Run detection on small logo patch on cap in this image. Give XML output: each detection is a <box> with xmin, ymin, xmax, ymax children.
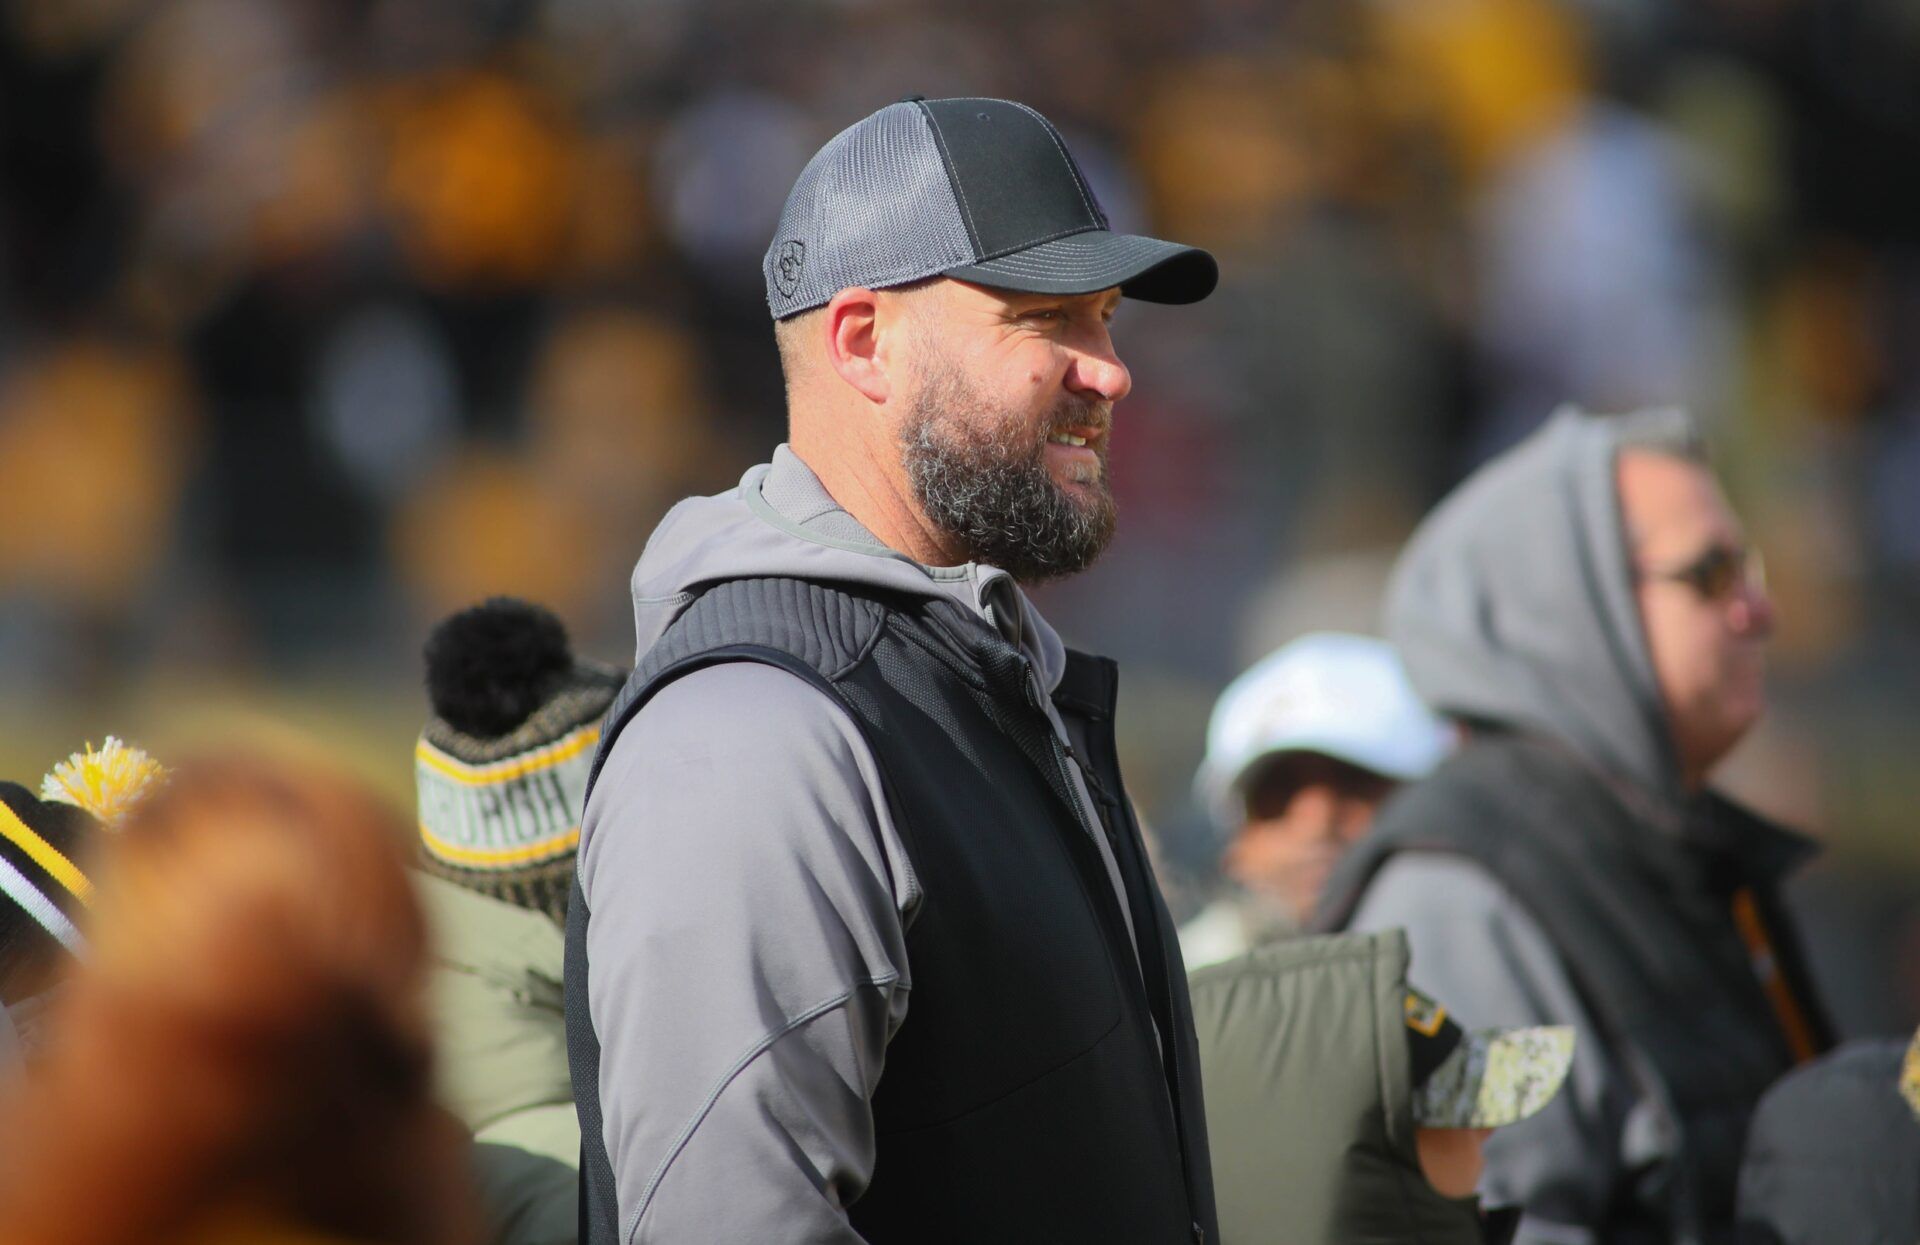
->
<box><xmin>775</xmin><ymin>240</ymin><xmax>806</xmax><ymax>298</ymax></box>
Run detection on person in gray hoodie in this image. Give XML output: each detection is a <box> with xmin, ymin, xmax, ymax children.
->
<box><xmin>565</xmin><ymin>98</ymin><xmax>1220</xmax><ymax>1245</ymax></box>
<box><xmin>1316</xmin><ymin>407</ymin><xmax>1831</xmax><ymax>1245</ymax></box>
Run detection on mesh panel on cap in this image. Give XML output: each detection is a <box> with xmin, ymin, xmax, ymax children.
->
<box><xmin>764</xmin><ymin>102</ymin><xmax>976</xmax><ymax>319</ymax></box>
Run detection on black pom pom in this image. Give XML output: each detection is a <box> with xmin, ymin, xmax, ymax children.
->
<box><xmin>424</xmin><ymin>598</ymin><xmax>574</xmax><ymax>737</ymax></box>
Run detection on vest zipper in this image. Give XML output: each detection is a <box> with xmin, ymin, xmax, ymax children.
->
<box><xmin>1017</xmin><ymin>660</ymin><xmax>1109</xmax><ymax>854</ymax></box>
<box><xmin>1059</xmin><ymin>739</ymin><xmax>1121</xmax><ymax>851</ymax></box>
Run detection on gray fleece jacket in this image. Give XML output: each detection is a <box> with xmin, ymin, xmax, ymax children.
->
<box><xmin>577</xmin><ymin>446</ymin><xmax>1140</xmax><ymax>1245</ymax></box>
<box><xmin>1349</xmin><ymin>406</ymin><xmax>1703</xmax><ymax>1245</ymax></box>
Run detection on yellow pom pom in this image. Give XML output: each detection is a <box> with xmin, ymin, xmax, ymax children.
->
<box><xmin>39</xmin><ymin>736</ymin><xmax>167</xmax><ymax>826</ymax></box>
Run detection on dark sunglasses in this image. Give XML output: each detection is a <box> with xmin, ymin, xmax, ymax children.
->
<box><xmin>1637</xmin><ymin>542</ymin><xmax>1766</xmax><ymax>602</ymax></box>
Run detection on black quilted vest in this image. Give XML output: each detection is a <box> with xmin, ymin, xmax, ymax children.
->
<box><xmin>1318</xmin><ymin>732</ymin><xmax>1831</xmax><ymax>1245</ymax></box>
<box><xmin>565</xmin><ymin>577</ymin><xmax>1217</xmax><ymax>1244</ymax></box>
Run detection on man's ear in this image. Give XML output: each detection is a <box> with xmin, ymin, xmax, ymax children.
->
<box><xmin>824</xmin><ymin>287</ymin><xmax>894</xmax><ymax>404</ymax></box>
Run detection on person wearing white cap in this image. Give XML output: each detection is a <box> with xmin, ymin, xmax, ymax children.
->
<box><xmin>1181</xmin><ymin>632</ymin><xmax>1451</xmax><ymax>969</ymax></box>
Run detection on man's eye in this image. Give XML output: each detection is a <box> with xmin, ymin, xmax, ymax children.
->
<box><xmin>1023</xmin><ymin>308</ymin><xmax>1064</xmax><ymax>322</ymax></box>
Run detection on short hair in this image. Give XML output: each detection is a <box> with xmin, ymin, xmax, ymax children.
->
<box><xmin>773</xmin><ymin>306</ymin><xmax>821</xmax><ymax>395</ymax></box>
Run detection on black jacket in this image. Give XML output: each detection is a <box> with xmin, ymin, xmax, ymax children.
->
<box><xmin>1736</xmin><ymin>1039</ymin><xmax>1920</xmax><ymax>1245</ymax></box>
<box><xmin>567</xmin><ymin>575</ymin><xmax>1217</xmax><ymax>1244</ymax></box>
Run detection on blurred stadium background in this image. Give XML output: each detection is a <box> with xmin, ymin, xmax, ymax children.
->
<box><xmin>2</xmin><ymin>0</ymin><xmax>1919</xmax><ymax>1036</ymax></box>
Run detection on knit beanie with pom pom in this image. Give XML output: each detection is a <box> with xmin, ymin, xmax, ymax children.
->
<box><xmin>415</xmin><ymin>598</ymin><xmax>624</xmax><ymax>923</ymax></box>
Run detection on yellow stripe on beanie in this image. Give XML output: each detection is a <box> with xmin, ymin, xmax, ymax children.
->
<box><xmin>0</xmin><ymin>798</ymin><xmax>93</xmax><ymax>905</ymax></box>
<box><xmin>415</xmin><ymin>724</ymin><xmax>600</xmax><ymax>787</ymax></box>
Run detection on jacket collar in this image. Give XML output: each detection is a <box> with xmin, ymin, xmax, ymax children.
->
<box><xmin>1481</xmin><ymin>727</ymin><xmax>1819</xmax><ymax>883</ymax></box>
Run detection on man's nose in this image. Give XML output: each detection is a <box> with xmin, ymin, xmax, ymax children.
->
<box><xmin>1067</xmin><ymin>329</ymin><xmax>1132</xmax><ymax>403</ymax></box>
<box><xmin>1730</xmin><ymin>583</ymin><xmax>1775</xmax><ymax>639</ymax></box>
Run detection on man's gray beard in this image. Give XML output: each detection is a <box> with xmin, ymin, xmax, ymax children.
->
<box><xmin>899</xmin><ymin>358</ymin><xmax>1116</xmax><ymax>584</ymax></box>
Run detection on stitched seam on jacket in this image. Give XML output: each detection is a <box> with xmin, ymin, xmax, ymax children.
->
<box><xmin>822</xmin><ymin>598</ymin><xmax>889</xmax><ymax>682</ymax></box>
<box><xmin>825</xmin><ymin>618</ymin><xmax>922</xmax><ymax>917</ymax></box>
<box><xmin>623</xmin><ymin>974</ymin><xmax>903</xmax><ymax>1244</ymax></box>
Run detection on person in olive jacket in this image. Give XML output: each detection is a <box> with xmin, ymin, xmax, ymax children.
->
<box><xmin>1189</xmin><ymin>928</ymin><xmax>1574</xmax><ymax>1244</ymax></box>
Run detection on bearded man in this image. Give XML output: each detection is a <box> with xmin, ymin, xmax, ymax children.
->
<box><xmin>564</xmin><ymin>98</ymin><xmax>1219</xmax><ymax>1245</ymax></box>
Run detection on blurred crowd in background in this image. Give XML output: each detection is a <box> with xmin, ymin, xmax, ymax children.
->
<box><xmin>4</xmin><ymin>0</ymin><xmax>1920</xmax><ymax>1036</ymax></box>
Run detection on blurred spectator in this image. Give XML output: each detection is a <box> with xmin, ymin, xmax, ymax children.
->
<box><xmin>0</xmin><ymin>782</ymin><xmax>92</xmax><ymax>1021</ymax></box>
<box><xmin>650</xmin><ymin>88</ymin><xmax>812</xmax><ymax>289</ymax></box>
<box><xmin>0</xmin><ymin>338</ymin><xmax>195</xmax><ymax>614</ymax></box>
<box><xmin>523</xmin><ymin>305</ymin><xmax>724</xmax><ymax>619</ymax></box>
<box><xmin>310</xmin><ymin>302</ymin><xmax>462</xmax><ymax>503</ymax></box>
<box><xmin>416</xmin><ymin>597</ymin><xmax>625</xmax><ymax>1245</ymax></box>
<box><xmin>0</xmin><ymin>337</ymin><xmax>195</xmax><ymax>686</ymax></box>
<box><xmin>392</xmin><ymin>448</ymin><xmax>603</xmax><ymax>625</ymax></box>
<box><xmin>0</xmin><ymin>754</ymin><xmax>480</xmax><ymax>1245</ymax></box>
<box><xmin>1181</xmin><ymin>632</ymin><xmax>1451</xmax><ymax>968</ymax></box>
<box><xmin>1321</xmin><ymin>408</ymin><xmax>1832</xmax><ymax>1243</ymax></box>
<box><xmin>1367</xmin><ymin>0</ymin><xmax>1587</xmax><ymax>181</ymax></box>
<box><xmin>0</xmin><ymin>737</ymin><xmax>166</xmax><ymax>1055</ymax></box>
<box><xmin>1473</xmin><ymin>102</ymin><xmax>1730</xmax><ymax>454</ymax></box>
<box><xmin>1134</xmin><ymin>54</ymin><xmax>1307</xmax><ymax>255</ymax></box>
<box><xmin>382</xmin><ymin>67</ymin><xmax>579</xmax><ymax>294</ymax></box>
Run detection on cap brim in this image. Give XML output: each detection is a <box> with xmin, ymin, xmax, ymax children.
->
<box><xmin>1413</xmin><ymin>1025</ymin><xmax>1575</xmax><ymax>1129</ymax></box>
<box><xmin>945</xmin><ymin>230</ymin><xmax>1218</xmax><ymax>304</ymax></box>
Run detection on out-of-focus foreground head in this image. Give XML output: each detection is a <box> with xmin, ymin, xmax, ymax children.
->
<box><xmin>0</xmin><ymin>737</ymin><xmax>167</xmax><ymax>1017</ymax></box>
<box><xmin>0</xmin><ymin>756</ymin><xmax>479</xmax><ymax>1245</ymax></box>
<box><xmin>1617</xmin><ymin>448</ymin><xmax>1773</xmax><ymax>790</ymax></box>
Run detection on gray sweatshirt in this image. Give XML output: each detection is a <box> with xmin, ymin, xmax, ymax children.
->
<box><xmin>1351</xmin><ymin>407</ymin><xmax>1700</xmax><ymax>1245</ymax></box>
<box><xmin>578</xmin><ymin>446</ymin><xmax>1140</xmax><ymax>1245</ymax></box>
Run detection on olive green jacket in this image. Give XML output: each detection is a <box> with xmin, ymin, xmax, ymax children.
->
<box><xmin>420</xmin><ymin>873</ymin><xmax>577</xmax><ymax>1245</ymax></box>
<box><xmin>1188</xmin><ymin>929</ymin><xmax>1488</xmax><ymax>1245</ymax></box>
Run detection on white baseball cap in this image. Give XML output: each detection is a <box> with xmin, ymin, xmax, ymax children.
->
<box><xmin>1195</xmin><ymin>632</ymin><xmax>1452</xmax><ymax>830</ymax></box>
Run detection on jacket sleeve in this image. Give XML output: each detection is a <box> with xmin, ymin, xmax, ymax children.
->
<box><xmin>1350</xmin><ymin>852</ymin><xmax>1625</xmax><ymax>1245</ymax></box>
<box><xmin>578</xmin><ymin>661</ymin><xmax>917</xmax><ymax>1245</ymax></box>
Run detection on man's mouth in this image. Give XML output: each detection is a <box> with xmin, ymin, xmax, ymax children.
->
<box><xmin>1047</xmin><ymin>432</ymin><xmax>1090</xmax><ymax>447</ymax></box>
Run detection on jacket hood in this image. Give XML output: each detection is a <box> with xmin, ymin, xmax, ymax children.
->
<box><xmin>1385</xmin><ymin>406</ymin><xmax>1694</xmax><ymax>803</ymax></box>
<box><xmin>627</xmin><ymin>445</ymin><xmax>1068</xmax><ymax>686</ymax></box>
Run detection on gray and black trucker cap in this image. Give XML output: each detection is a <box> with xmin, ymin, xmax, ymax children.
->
<box><xmin>763</xmin><ymin>96</ymin><xmax>1218</xmax><ymax>319</ymax></box>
